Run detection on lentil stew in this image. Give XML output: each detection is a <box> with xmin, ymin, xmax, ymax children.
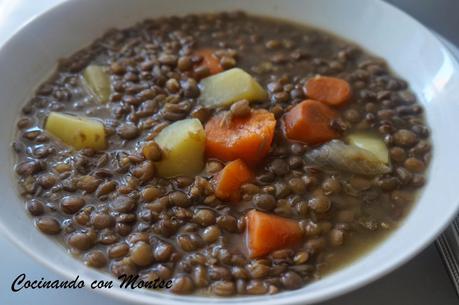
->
<box><xmin>12</xmin><ymin>12</ymin><xmax>431</xmax><ymax>296</ymax></box>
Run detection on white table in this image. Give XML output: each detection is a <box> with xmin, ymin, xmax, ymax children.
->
<box><xmin>0</xmin><ymin>1</ymin><xmax>457</xmax><ymax>304</ymax></box>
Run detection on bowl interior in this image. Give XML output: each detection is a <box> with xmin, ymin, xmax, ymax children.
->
<box><xmin>1</xmin><ymin>0</ymin><xmax>459</xmax><ymax>304</ymax></box>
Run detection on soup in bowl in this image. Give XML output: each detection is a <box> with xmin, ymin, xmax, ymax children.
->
<box><xmin>1</xmin><ymin>0</ymin><xmax>459</xmax><ymax>304</ymax></box>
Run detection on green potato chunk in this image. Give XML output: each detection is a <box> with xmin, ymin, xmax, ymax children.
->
<box><xmin>82</xmin><ymin>65</ymin><xmax>111</xmax><ymax>103</ymax></box>
<box><xmin>154</xmin><ymin>118</ymin><xmax>206</xmax><ymax>178</ymax></box>
<box><xmin>198</xmin><ymin>68</ymin><xmax>267</xmax><ymax>108</ymax></box>
<box><xmin>45</xmin><ymin>112</ymin><xmax>106</xmax><ymax>150</ymax></box>
<box><xmin>347</xmin><ymin>132</ymin><xmax>389</xmax><ymax>164</ymax></box>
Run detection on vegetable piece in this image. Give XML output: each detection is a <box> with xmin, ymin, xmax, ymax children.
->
<box><xmin>347</xmin><ymin>132</ymin><xmax>389</xmax><ymax>164</ymax></box>
<box><xmin>45</xmin><ymin>112</ymin><xmax>106</xmax><ymax>150</ymax></box>
<box><xmin>154</xmin><ymin>118</ymin><xmax>206</xmax><ymax>178</ymax></box>
<box><xmin>205</xmin><ymin>109</ymin><xmax>276</xmax><ymax>165</ymax></box>
<box><xmin>82</xmin><ymin>65</ymin><xmax>111</xmax><ymax>103</ymax></box>
<box><xmin>246</xmin><ymin>210</ymin><xmax>303</xmax><ymax>258</ymax></box>
<box><xmin>199</xmin><ymin>68</ymin><xmax>267</xmax><ymax>108</ymax></box>
<box><xmin>304</xmin><ymin>76</ymin><xmax>351</xmax><ymax>106</ymax></box>
<box><xmin>213</xmin><ymin>159</ymin><xmax>253</xmax><ymax>202</ymax></box>
<box><xmin>305</xmin><ymin>139</ymin><xmax>391</xmax><ymax>176</ymax></box>
<box><xmin>194</xmin><ymin>49</ymin><xmax>223</xmax><ymax>75</ymax></box>
<box><xmin>283</xmin><ymin>99</ymin><xmax>338</xmax><ymax>145</ymax></box>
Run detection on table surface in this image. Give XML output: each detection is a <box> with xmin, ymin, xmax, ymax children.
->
<box><xmin>0</xmin><ymin>1</ymin><xmax>458</xmax><ymax>304</ymax></box>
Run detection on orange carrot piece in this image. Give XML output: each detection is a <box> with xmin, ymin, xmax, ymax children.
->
<box><xmin>213</xmin><ymin>159</ymin><xmax>253</xmax><ymax>202</ymax></box>
<box><xmin>283</xmin><ymin>99</ymin><xmax>338</xmax><ymax>145</ymax></box>
<box><xmin>194</xmin><ymin>49</ymin><xmax>223</xmax><ymax>75</ymax></box>
<box><xmin>304</xmin><ymin>76</ymin><xmax>351</xmax><ymax>106</ymax></box>
<box><xmin>205</xmin><ymin>109</ymin><xmax>276</xmax><ymax>166</ymax></box>
<box><xmin>246</xmin><ymin>210</ymin><xmax>303</xmax><ymax>258</ymax></box>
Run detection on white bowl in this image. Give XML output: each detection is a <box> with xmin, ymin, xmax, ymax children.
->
<box><xmin>1</xmin><ymin>0</ymin><xmax>459</xmax><ymax>304</ymax></box>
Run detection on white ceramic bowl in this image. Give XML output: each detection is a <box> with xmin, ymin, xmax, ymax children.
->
<box><xmin>1</xmin><ymin>0</ymin><xmax>459</xmax><ymax>304</ymax></box>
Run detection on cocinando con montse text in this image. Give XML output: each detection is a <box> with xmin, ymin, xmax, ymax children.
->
<box><xmin>11</xmin><ymin>273</ymin><xmax>172</xmax><ymax>292</ymax></box>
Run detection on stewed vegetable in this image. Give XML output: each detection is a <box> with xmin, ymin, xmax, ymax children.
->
<box><xmin>82</xmin><ymin>65</ymin><xmax>111</xmax><ymax>103</ymax></box>
<box><xmin>45</xmin><ymin>112</ymin><xmax>106</xmax><ymax>150</ymax></box>
<box><xmin>154</xmin><ymin>118</ymin><xmax>206</xmax><ymax>178</ymax></box>
<box><xmin>199</xmin><ymin>68</ymin><xmax>267</xmax><ymax>108</ymax></box>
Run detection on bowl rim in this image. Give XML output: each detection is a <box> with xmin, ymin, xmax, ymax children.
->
<box><xmin>1</xmin><ymin>0</ymin><xmax>459</xmax><ymax>304</ymax></box>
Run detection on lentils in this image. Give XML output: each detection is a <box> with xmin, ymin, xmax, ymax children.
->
<box><xmin>168</xmin><ymin>191</ymin><xmax>190</xmax><ymax>207</ymax></box>
<box><xmin>154</xmin><ymin>243</ymin><xmax>174</xmax><ymax>262</ymax></box>
<box><xmin>217</xmin><ymin>215</ymin><xmax>238</xmax><ymax>233</ymax></box>
<box><xmin>206</xmin><ymin>160</ymin><xmax>223</xmax><ymax>174</ymax></box>
<box><xmin>36</xmin><ymin>216</ymin><xmax>61</xmax><ymax>235</ymax></box>
<box><xmin>111</xmin><ymin>62</ymin><xmax>126</xmax><ymax>75</ymax></box>
<box><xmin>201</xmin><ymin>225</ymin><xmax>221</xmax><ymax>243</ymax></box>
<box><xmin>194</xmin><ymin>65</ymin><xmax>210</xmax><ymax>79</ymax></box>
<box><xmin>390</xmin><ymin>146</ymin><xmax>407</xmax><ymax>162</ymax></box>
<box><xmin>68</xmin><ymin>231</ymin><xmax>95</xmax><ymax>250</ymax></box>
<box><xmin>110</xmin><ymin>196</ymin><xmax>136</xmax><ymax>213</ymax></box>
<box><xmin>308</xmin><ymin>194</ymin><xmax>331</xmax><ymax>213</ymax></box>
<box><xmin>404</xmin><ymin>157</ymin><xmax>425</xmax><ymax>173</ymax></box>
<box><xmin>269</xmin><ymin>159</ymin><xmax>289</xmax><ymax>176</ymax></box>
<box><xmin>393</xmin><ymin>129</ymin><xmax>417</xmax><ymax>147</ymax></box>
<box><xmin>177</xmin><ymin>234</ymin><xmax>196</xmax><ymax>252</ymax></box>
<box><xmin>61</xmin><ymin>196</ymin><xmax>85</xmax><ymax>214</ymax></box>
<box><xmin>16</xmin><ymin>159</ymin><xmax>44</xmax><ymax>176</ymax></box>
<box><xmin>165</xmin><ymin>78</ymin><xmax>180</xmax><ymax>93</ymax></box>
<box><xmin>253</xmin><ymin>193</ymin><xmax>276</xmax><ymax>211</ymax></box>
<box><xmin>220</xmin><ymin>56</ymin><xmax>236</xmax><ymax>69</ymax></box>
<box><xmin>171</xmin><ymin>275</ymin><xmax>194</xmax><ymax>294</ymax></box>
<box><xmin>247</xmin><ymin>261</ymin><xmax>270</xmax><ymax>278</ymax></box>
<box><xmin>130</xmin><ymin>241</ymin><xmax>154</xmax><ymax>266</ymax></box>
<box><xmin>85</xmin><ymin>250</ymin><xmax>108</xmax><ymax>268</ymax></box>
<box><xmin>158</xmin><ymin>53</ymin><xmax>178</xmax><ymax>66</ymax></box>
<box><xmin>132</xmin><ymin>161</ymin><xmax>155</xmax><ymax>182</ymax></box>
<box><xmin>230</xmin><ymin>99</ymin><xmax>251</xmax><ymax>117</ymax></box>
<box><xmin>13</xmin><ymin>12</ymin><xmax>431</xmax><ymax>297</ymax></box>
<box><xmin>212</xmin><ymin>281</ymin><xmax>236</xmax><ymax>296</ymax></box>
<box><xmin>108</xmin><ymin>243</ymin><xmax>129</xmax><ymax>259</ymax></box>
<box><xmin>193</xmin><ymin>209</ymin><xmax>216</xmax><ymax>226</ymax></box>
<box><xmin>26</xmin><ymin>199</ymin><xmax>45</xmax><ymax>216</ymax></box>
<box><xmin>281</xmin><ymin>271</ymin><xmax>303</xmax><ymax>290</ymax></box>
<box><xmin>116</xmin><ymin>123</ymin><xmax>139</xmax><ymax>140</ymax></box>
<box><xmin>77</xmin><ymin>175</ymin><xmax>101</xmax><ymax>193</ymax></box>
<box><xmin>288</xmin><ymin>177</ymin><xmax>306</xmax><ymax>194</ymax></box>
<box><xmin>141</xmin><ymin>186</ymin><xmax>161</xmax><ymax>202</ymax></box>
<box><xmin>177</xmin><ymin>56</ymin><xmax>192</xmax><ymax>71</ymax></box>
<box><xmin>294</xmin><ymin>251</ymin><xmax>309</xmax><ymax>264</ymax></box>
<box><xmin>246</xmin><ymin>280</ymin><xmax>268</xmax><ymax>295</ymax></box>
<box><xmin>142</xmin><ymin>141</ymin><xmax>162</xmax><ymax>161</ymax></box>
<box><xmin>96</xmin><ymin>181</ymin><xmax>117</xmax><ymax>197</ymax></box>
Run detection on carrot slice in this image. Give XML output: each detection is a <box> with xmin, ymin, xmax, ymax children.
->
<box><xmin>246</xmin><ymin>210</ymin><xmax>303</xmax><ymax>258</ymax></box>
<box><xmin>205</xmin><ymin>109</ymin><xmax>276</xmax><ymax>166</ymax></box>
<box><xmin>304</xmin><ymin>76</ymin><xmax>351</xmax><ymax>106</ymax></box>
<box><xmin>194</xmin><ymin>49</ymin><xmax>223</xmax><ymax>75</ymax></box>
<box><xmin>283</xmin><ymin>99</ymin><xmax>338</xmax><ymax>145</ymax></box>
<box><xmin>213</xmin><ymin>159</ymin><xmax>253</xmax><ymax>202</ymax></box>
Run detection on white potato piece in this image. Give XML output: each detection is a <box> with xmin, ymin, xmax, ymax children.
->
<box><xmin>82</xmin><ymin>65</ymin><xmax>111</xmax><ymax>103</ymax></box>
<box><xmin>347</xmin><ymin>132</ymin><xmax>389</xmax><ymax>164</ymax></box>
<box><xmin>154</xmin><ymin>118</ymin><xmax>206</xmax><ymax>178</ymax></box>
<box><xmin>198</xmin><ymin>68</ymin><xmax>267</xmax><ymax>108</ymax></box>
<box><xmin>45</xmin><ymin>112</ymin><xmax>106</xmax><ymax>150</ymax></box>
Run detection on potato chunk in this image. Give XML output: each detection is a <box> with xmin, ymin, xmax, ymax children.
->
<box><xmin>82</xmin><ymin>65</ymin><xmax>111</xmax><ymax>103</ymax></box>
<box><xmin>347</xmin><ymin>132</ymin><xmax>389</xmax><ymax>164</ymax></box>
<box><xmin>45</xmin><ymin>112</ymin><xmax>106</xmax><ymax>150</ymax></box>
<box><xmin>198</xmin><ymin>68</ymin><xmax>267</xmax><ymax>108</ymax></box>
<box><xmin>154</xmin><ymin>118</ymin><xmax>206</xmax><ymax>178</ymax></box>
